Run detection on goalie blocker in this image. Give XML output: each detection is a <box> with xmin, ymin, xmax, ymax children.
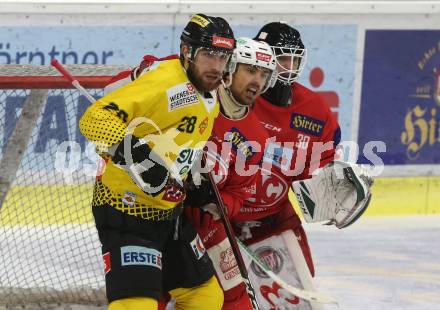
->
<box><xmin>292</xmin><ymin>160</ymin><xmax>373</xmax><ymax>229</ymax></box>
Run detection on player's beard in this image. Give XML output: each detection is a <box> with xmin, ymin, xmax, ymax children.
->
<box><xmin>187</xmin><ymin>63</ymin><xmax>222</xmax><ymax>92</ymax></box>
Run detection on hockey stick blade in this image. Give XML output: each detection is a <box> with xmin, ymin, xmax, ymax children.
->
<box><xmin>236</xmin><ymin>238</ymin><xmax>338</xmax><ymax>305</ymax></box>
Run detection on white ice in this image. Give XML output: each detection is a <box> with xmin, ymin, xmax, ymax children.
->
<box><xmin>1</xmin><ymin>216</ymin><xmax>439</xmax><ymax>309</ymax></box>
<box><xmin>307</xmin><ymin>215</ymin><xmax>440</xmax><ymax>310</ymax></box>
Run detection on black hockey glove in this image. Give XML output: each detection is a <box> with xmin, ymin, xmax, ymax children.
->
<box><xmin>184</xmin><ymin>173</ymin><xmax>214</xmax><ymax>208</ymax></box>
<box><xmin>111</xmin><ymin>134</ymin><xmax>170</xmax><ymax>195</ymax></box>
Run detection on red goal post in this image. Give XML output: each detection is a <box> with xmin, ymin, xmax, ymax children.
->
<box><xmin>0</xmin><ymin>64</ymin><xmax>129</xmax><ymax>307</ymax></box>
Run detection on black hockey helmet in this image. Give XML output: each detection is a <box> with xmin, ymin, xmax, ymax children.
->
<box><xmin>254</xmin><ymin>22</ymin><xmax>305</xmax><ymax>52</ymax></box>
<box><xmin>181</xmin><ymin>14</ymin><xmax>236</xmax><ymax>58</ymax></box>
<box><xmin>254</xmin><ymin>22</ymin><xmax>307</xmax><ymax>85</ymax></box>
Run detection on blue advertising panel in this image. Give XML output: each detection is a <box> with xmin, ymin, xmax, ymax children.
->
<box><xmin>0</xmin><ymin>24</ymin><xmax>357</xmax><ymax>176</ymax></box>
<box><xmin>359</xmin><ymin>30</ymin><xmax>440</xmax><ymax>165</ymax></box>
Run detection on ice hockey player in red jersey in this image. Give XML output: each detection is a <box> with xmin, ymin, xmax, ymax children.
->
<box><xmin>222</xmin><ymin>22</ymin><xmax>373</xmax><ymax>310</ymax></box>
<box><xmin>183</xmin><ymin>37</ymin><xmax>277</xmax><ymax>310</ymax></box>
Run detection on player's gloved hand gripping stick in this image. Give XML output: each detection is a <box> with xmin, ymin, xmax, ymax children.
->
<box><xmin>51</xmin><ymin>59</ymin><xmax>175</xmax><ymax>196</ymax></box>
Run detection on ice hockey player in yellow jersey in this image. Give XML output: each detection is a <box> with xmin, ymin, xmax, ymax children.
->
<box><xmin>79</xmin><ymin>14</ymin><xmax>235</xmax><ymax>310</ymax></box>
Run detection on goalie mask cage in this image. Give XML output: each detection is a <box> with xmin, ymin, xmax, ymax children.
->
<box><xmin>0</xmin><ymin>64</ymin><xmax>130</xmax><ymax>308</ymax></box>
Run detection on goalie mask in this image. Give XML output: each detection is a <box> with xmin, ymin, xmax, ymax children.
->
<box><xmin>254</xmin><ymin>22</ymin><xmax>307</xmax><ymax>85</ymax></box>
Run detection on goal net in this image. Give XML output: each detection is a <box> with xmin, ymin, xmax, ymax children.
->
<box><xmin>0</xmin><ymin>64</ymin><xmax>130</xmax><ymax>307</ymax></box>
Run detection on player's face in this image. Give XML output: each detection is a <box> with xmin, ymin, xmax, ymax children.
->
<box><xmin>276</xmin><ymin>55</ymin><xmax>300</xmax><ymax>79</ymax></box>
<box><xmin>192</xmin><ymin>48</ymin><xmax>230</xmax><ymax>92</ymax></box>
<box><xmin>230</xmin><ymin>64</ymin><xmax>271</xmax><ymax>106</ymax></box>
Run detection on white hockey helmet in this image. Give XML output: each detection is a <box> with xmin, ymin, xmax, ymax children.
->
<box><xmin>227</xmin><ymin>37</ymin><xmax>277</xmax><ymax>93</ymax></box>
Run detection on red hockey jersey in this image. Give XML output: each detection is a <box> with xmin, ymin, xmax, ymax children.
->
<box><xmin>237</xmin><ymin>82</ymin><xmax>341</xmax><ymax>221</ymax></box>
<box><xmin>208</xmin><ymin>109</ymin><xmax>269</xmax><ymax>219</ymax></box>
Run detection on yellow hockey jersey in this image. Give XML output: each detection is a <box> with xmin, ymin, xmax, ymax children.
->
<box><xmin>79</xmin><ymin>59</ymin><xmax>219</xmax><ymax>220</ymax></box>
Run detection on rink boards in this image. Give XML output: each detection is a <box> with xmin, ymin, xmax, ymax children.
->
<box><xmin>1</xmin><ymin>176</ymin><xmax>439</xmax><ymax>226</ymax></box>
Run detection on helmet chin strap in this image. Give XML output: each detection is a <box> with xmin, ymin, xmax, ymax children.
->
<box><xmin>218</xmin><ymin>84</ymin><xmax>248</xmax><ymax>119</ymax></box>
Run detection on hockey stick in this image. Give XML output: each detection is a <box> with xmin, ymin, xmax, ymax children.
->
<box><xmin>51</xmin><ymin>59</ymin><xmax>97</xmax><ymax>103</ymax></box>
<box><xmin>206</xmin><ymin>169</ymin><xmax>261</xmax><ymax>310</ymax></box>
<box><xmin>51</xmin><ymin>60</ymin><xmax>169</xmax><ymax>193</ymax></box>
<box><xmin>236</xmin><ymin>238</ymin><xmax>338</xmax><ymax>305</ymax></box>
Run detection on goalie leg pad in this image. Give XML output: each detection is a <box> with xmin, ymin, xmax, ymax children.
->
<box><xmin>244</xmin><ymin>228</ymin><xmax>320</xmax><ymax>309</ymax></box>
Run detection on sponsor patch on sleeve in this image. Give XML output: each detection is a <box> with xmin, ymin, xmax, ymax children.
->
<box><xmin>290</xmin><ymin>113</ymin><xmax>325</xmax><ymax>136</ymax></box>
<box><xmin>190</xmin><ymin>234</ymin><xmax>206</xmax><ymax>260</ymax></box>
<box><xmin>120</xmin><ymin>246</ymin><xmax>162</xmax><ymax>269</ymax></box>
<box><xmin>103</xmin><ymin>252</ymin><xmax>111</xmax><ymax>274</ymax></box>
<box><xmin>167</xmin><ymin>82</ymin><xmax>199</xmax><ymax>112</ymax></box>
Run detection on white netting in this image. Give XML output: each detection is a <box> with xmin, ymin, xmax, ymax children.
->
<box><xmin>0</xmin><ymin>65</ymin><xmax>129</xmax><ymax>307</ymax></box>
<box><xmin>0</xmin><ymin>65</ymin><xmax>128</xmax><ymax>77</ymax></box>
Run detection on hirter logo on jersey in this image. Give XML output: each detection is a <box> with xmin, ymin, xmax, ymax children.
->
<box><xmin>224</xmin><ymin>128</ymin><xmax>254</xmax><ymax>159</ymax></box>
<box><xmin>290</xmin><ymin>113</ymin><xmax>325</xmax><ymax>136</ymax></box>
<box><xmin>212</xmin><ymin>36</ymin><xmax>235</xmax><ymax>49</ymax></box>
<box><xmin>256</xmin><ymin>52</ymin><xmax>272</xmax><ymax>62</ymax></box>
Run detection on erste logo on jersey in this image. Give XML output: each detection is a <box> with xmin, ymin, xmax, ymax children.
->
<box><xmin>290</xmin><ymin>113</ymin><xmax>325</xmax><ymax>136</ymax></box>
<box><xmin>120</xmin><ymin>246</ymin><xmax>162</xmax><ymax>269</ymax></box>
<box><xmin>167</xmin><ymin>82</ymin><xmax>198</xmax><ymax>112</ymax></box>
<box><xmin>224</xmin><ymin>127</ymin><xmax>254</xmax><ymax>159</ymax></box>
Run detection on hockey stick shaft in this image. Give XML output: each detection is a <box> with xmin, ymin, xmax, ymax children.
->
<box><xmin>236</xmin><ymin>238</ymin><xmax>338</xmax><ymax>305</ymax></box>
<box><xmin>206</xmin><ymin>170</ymin><xmax>261</xmax><ymax>310</ymax></box>
<box><xmin>51</xmin><ymin>59</ymin><xmax>97</xmax><ymax>103</ymax></box>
